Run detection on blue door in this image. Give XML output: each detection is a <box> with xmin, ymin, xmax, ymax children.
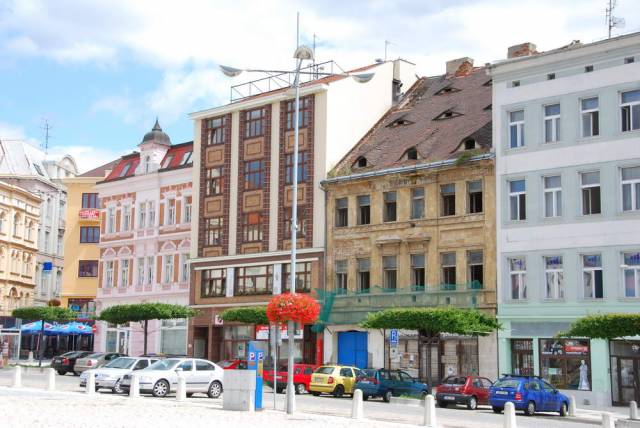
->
<box><xmin>337</xmin><ymin>331</ymin><xmax>368</xmax><ymax>368</ymax></box>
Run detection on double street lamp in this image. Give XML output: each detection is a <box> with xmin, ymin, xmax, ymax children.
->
<box><xmin>221</xmin><ymin>44</ymin><xmax>374</xmax><ymax>415</ymax></box>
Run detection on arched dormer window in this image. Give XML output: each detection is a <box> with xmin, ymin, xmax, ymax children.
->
<box><xmin>406</xmin><ymin>147</ymin><xmax>418</xmax><ymax>160</ymax></box>
<box><xmin>355</xmin><ymin>156</ymin><xmax>368</xmax><ymax>168</ymax></box>
<box><xmin>464</xmin><ymin>139</ymin><xmax>476</xmax><ymax>150</ymax></box>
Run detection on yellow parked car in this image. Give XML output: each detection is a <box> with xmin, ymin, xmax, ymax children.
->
<box><xmin>309</xmin><ymin>365</ymin><xmax>363</xmax><ymax>398</ymax></box>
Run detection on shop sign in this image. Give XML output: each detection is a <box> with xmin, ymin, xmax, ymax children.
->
<box><xmin>255</xmin><ymin>324</ymin><xmax>302</xmax><ymax>340</ymax></box>
<box><xmin>79</xmin><ymin>209</ymin><xmax>100</xmax><ymax>220</ymax></box>
<box><xmin>213</xmin><ymin>315</ymin><xmax>224</xmax><ymax>326</ymax></box>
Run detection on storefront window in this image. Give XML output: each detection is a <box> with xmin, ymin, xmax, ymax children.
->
<box><xmin>160</xmin><ymin>319</ymin><xmax>187</xmax><ymax>355</ymax></box>
<box><xmin>511</xmin><ymin>339</ymin><xmax>534</xmax><ymax>375</ymax></box>
<box><xmin>539</xmin><ymin>338</ymin><xmax>590</xmax><ymax>390</ymax></box>
<box><xmin>610</xmin><ymin>340</ymin><xmax>640</xmax><ymax>405</ymax></box>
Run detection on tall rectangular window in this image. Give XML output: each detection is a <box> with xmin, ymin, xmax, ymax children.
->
<box><xmin>244</xmin><ymin>160</ymin><xmax>264</xmax><ymax>190</ymax></box>
<box><xmin>357</xmin><ymin>195</ymin><xmax>370</xmax><ymax>225</ymax></box>
<box><xmin>242</xmin><ymin>212</ymin><xmax>262</xmax><ymax>242</ymax></box>
<box><xmin>138</xmin><ymin>202</ymin><xmax>146</xmax><ymax>229</ymax></box>
<box><xmin>146</xmin><ymin>256</ymin><xmax>154</xmax><ymax>285</ymax></box>
<box><xmin>201</xmin><ymin>268</ymin><xmax>226</xmax><ymax>297</ymax></box>
<box><xmin>81</xmin><ymin>193</ymin><xmax>99</xmax><ymax>209</ymax></box>
<box><xmin>621</xmin><ymin>89</ymin><xmax>640</xmax><ymax>132</ymax></box>
<box><xmin>335</xmin><ymin>198</ymin><xmax>348</xmax><ymax>227</ymax></box>
<box><xmin>285</xmin><ymin>97</ymin><xmax>312</xmax><ymax>130</ymax></box>
<box><xmin>581</xmin><ymin>172</ymin><xmax>601</xmax><ymax>215</ymax></box>
<box><xmin>335</xmin><ymin>260</ymin><xmax>348</xmax><ymax>293</ymax></box>
<box><xmin>148</xmin><ymin>202</ymin><xmax>155</xmax><ymax>226</ymax></box>
<box><xmin>411</xmin><ymin>254</ymin><xmax>426</xmax><ymax>287</ymax></box>
<box><xmin>283</xmin><ymin>261</ymin><xmax>312</xmax><ymax>293</ymax></box>
<box><xmin>136</xmin><ymin>257</ymin><xmax>145</xmax><ymax>286</ymax></box>
<box><xmin>122</xmin><ymin>205</ymin><xmax>131</xmax><ymax>231</ymax></box>
<box><xmin>183</xmin><ymin>198</ymin><xmax>192</xmax><ymax>224</ymax></box>
<box><xmin>509</xmin><ymin>110</ymin><xmax>525</xmax><ymax>148</ymax></box>
<box><xmin>581</xmin><ymin>97</ymin><xmax>599</xmax><ymax>137</ymax></box>
<box><xmin>180</xmin><ymin>254</ymin><xmax>189</xmax><ymax>283</ymax></box>
<box><xmin>205</xmin><ymin>116</ymin><xmax>227</xmax><ymax>145</ymax></box>
<box><xmin>543</xmin><ymin>104</ymin><xmax>561</xmax><ymax>143</ymax></box>
<box><xmin>80</xmin><ymin>226</ymin><xmax>100</xmax><ymax>243</ymax></box>
<box><xmin>468</xmin><ymin>180</ymin><xmax>483</xmax><ymax>214</ymax></box>
<box><xmin>283</xmin><ymin>208</ymin><xmax>306</xmax><ymax>239</ymax></box>
<box><xmin>543</xmin><ymin>175</ymin><xmax>562</xmax><ymax>218</ymax></box>
<box><xmin>441</xmin><ymin>183</ymin><xmax>455</xmax><ymax>216</ymax></box>
<box><xmin>206</xmin><ymin>167</ymin><xmax>224</xmax><ymax>196</ymax></box>
<box><xmin>467</xmin><ymin>250</ymin><xmax>484</xmax><ymax>288</ymax></box>
<box><xmin>244</xmin><ymin>108</ymin><xmax>266</xmax><ymax>138</ymax></box>
<box><xmin>509</xmin><ymin>180</ymin><xmax>526</xmax><ymax>220</ymax></box>
<box><xmin>622</xmin><ymin>252</ymin><xmax>640</xmax><ymax>298</ymax></box>
<box><xmin>509</xmin><ymin>257</ymin><xmax>527</xmax><ymax>300</ymax></box>
<box><xmin>357</xmin><ymin>258</ymin><xmax>370</xmax><ymax>292</ymax></box>
<box><xmin>622</xmin><ymin>166</ymin><xmax>640</xmax><ymax>212</ymax></box>
<box><xmin>163</xmin><ymin>255</ymin><xmax>174</xmax><ymax>284</ymax></box>
<box><xmin>119</xmin><ymin>259</ymin><xmax>130</xmax><ymax>287</ymax></box>
<box><xmin>285</xmin><ymin>152</ymin><xmax>309</xmax><ymax>184</ymax></box>
<box><xmin>383</xmin><ymin>191</ymin><xmax>397</xmax><ymax>222</ymax></box>
<box><xmin>544</xmin><ymin>256</ymin><xmax>564</xmax><ymax>299</ymax></box>
<box><xmin>382</xmin><ymin>256</ymin><xmax>397</xmax><ymax>290</ymax></box>
<box><xmin>204</xmin><ymin>217</ymin><xmax>224</xmax><ymax>246</ymax></box>
<box><xmin>441</xmin><ymin>252</ymin><xmax>456</xmax><ymax>286</ymax></box>
<box><xmin>166</xmin><ymin>199</ymin><xmax>176</xmax><ymax>225</ymax></box>
<box><xmin>582</xmin><ymin>254</ymin><xmax>603</xmax><ymax>299</ymax></box>
<box><xmin>235</xmin><ymin>265</ymin><xmax>272</xmax><ymax>295</ymax></box>
<box><xmin>410</xmin><ymin>187</ymin><xmax>425</xmax><ymax>219</ymax></box>
<box><xmin>104</xmin><ymin>261</ymin><xmax>114</xmax><ymax>288</ymax></box>
<box><xmin>106</xmin><ymin>207</ymin><xmax>116</xmax><ymax>233</ymax></box>
<box><xmin>78</xmin><ymin>260</ymin><xmax>98</xmax><ymax>277</ymax></box>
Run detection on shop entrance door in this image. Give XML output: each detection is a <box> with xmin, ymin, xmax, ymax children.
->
<box><xmin>615</xmin><ymin>357</ymin><xmax>640</xmax><ymax>405</ymax></box>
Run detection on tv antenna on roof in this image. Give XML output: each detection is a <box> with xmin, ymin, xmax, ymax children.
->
<box><xmin>606</xmin><ymin>0</ymin><xmax>625</xmax><ymax>38</ymax></box>
<box><xmin>40</xmin><ymin>119</ymin><xmax>53</xmax><ymax>153</ymax></box>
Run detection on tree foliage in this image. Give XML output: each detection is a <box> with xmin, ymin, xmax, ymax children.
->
<box><xmin>360</xmin><ymin>307</ymin><xmax>499</xmax><ymax>336</ymax></box>
<box><xmin>98</xmin><ymin>303</ymin><xmax>197</xmax><ymax>324</ymax></box>
<box><xmin>220</xmin><ymin>307</ymin><xmax>268</xmax><ymax>325</ymax></box>
<box><xmin>561</xmin><ymin>314</ymin><xmax>640</xmax><ymax>340</ymax></box>
<box><xmin>12</xmin><ymin>306</ymin><xmax>76</xmax><ymax>322</ymax></box>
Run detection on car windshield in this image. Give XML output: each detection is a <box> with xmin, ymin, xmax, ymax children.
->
<box><xmin>60</xmin><ymin>351</ymin><xmax>77</xmax><ymax>357</ymax></box>
<box><xmin>217</xmin><ymin>360</ymin><xmax>236</xmax><ymax>368</ymax></box>
<box><xmin>148</xmin><ymin>359</ymin><xmax>181</xmax><ymax>370</ymax></box>
<box><xmin>86</xmin><ymin>353</ymin><xmax>104</xmax><ymax>359</ymax></box>
<box><xmin>314</xmin><ymin>366</ymin><xmax>335</xmax><ymax>375</ymax></box>
<box><xmin>104</xmin><ymin>357</ymin><xmax>137</xmax><ymax>369</ymax></box>
<box><xmin>443</xmin><ymin>376</ymin><xmax>467</xmax><ymax>385</ymax></box>
<box><xmin>493</xmin><ymin>379</ymin><xmax>521</xmax><ymax>389</ymax></box>
<box><xmin>360</xmin><ymin>369</ymin><xmax>377</xmax><ymax>377</ymax></box>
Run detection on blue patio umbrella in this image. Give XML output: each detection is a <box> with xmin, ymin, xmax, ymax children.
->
<box><xmin>21</xmin><ymin>321</ymin><xmax>60</xmax><ymax>336</ymax></box>
<box><xmin>57</xmin><ymin>322</ymin><xmax>92</xmax><ymax>336</ymax></box>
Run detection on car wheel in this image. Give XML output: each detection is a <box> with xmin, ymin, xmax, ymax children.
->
<box><xmin>383</xmin><ymin>390</ymin><xmax>393</xmax><ymax>403</ymax></box>
<box><xmin>420</xmin><ymin>391</ymin><xmax>428</xmax><ymax>400</ymax></box>
<box><xmin>333</xmin><ymin>385</ymin><xmax>345</xmax><ymax>398</ymax></box>
<box><xmin>362</xmin><ymin>394</ymin><xmax>369</xmax><ymax>401</ymax></box>
<box><xmin>276</xmin><ymin>387</ymin><xmax>285</xmax><ymax>394</ymax></box>
<box><xmin>73</xmin><ymin>371</ymin><xmax>80</xmax><ymax>376</ymax></box>
<box><xmin>467</xmin><ymin>396</ymin><xmax>478</xmax><ymax>410</ymax></box>
<box><xmin>295</xmin><ymin>383</ymin><xmax>306</xmax><ymax>395</ymax></box>
<box><xmin>112</xmin><ymin>379</ymin><xmax>124</xmax><ymax>394</ymax></box>
<box><xmin>559</xmin><ymin>401</ymin><xmax>568</xmax><ymax>417</ymax></box>
<box><xmin>524</xmin><ymin>401</ymin><xmax>536</xmax><ymax>416</ymax></box>
<box><xmin>57</xmin><ymin>370</ymin><xmax>66</xmax><ymax>376</ymax></box>
<box><xmin>208</xmin><ymin>380</ymin><xmax>223</xmax><ymax>399</ymax></box>
<box><xmin>438</xmin><ymin>400</ymin><xmax>448</xmax><ymax>408</ymax></box>
<box><xmin>311</xmin><ymin>391</ymin><xmax>321</xmax><ymax>396</ymax></box>
<box><xmin>186</xmin><ymin>393</ymin><xmax>194</xmax><ymax>398</ymax></box>
<box><xmin>492</xmin><ymin>406</ymin><xmax>502</xmax><ymax>414</ymax></box>
<box><xmin>152</xmin><ymin>379</ymin><xmax>170</xmax><ymax>398</ymax></box>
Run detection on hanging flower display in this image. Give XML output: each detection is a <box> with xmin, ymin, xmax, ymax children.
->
<box><xmin>266</xmin><ymin>293</ymin><xmax>320</xmax><ymax>325</ymax></box>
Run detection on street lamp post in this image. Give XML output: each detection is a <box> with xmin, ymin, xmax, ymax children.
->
<box><xmin>220</xmin><ymin>39</ymin><xmax>374</xmax><ymax>417</ymax></box>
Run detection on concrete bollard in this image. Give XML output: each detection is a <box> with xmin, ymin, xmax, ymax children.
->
<box><xmin>176</xmin><ymin>374</ymin><xmax>186</xmax><ymax>402</ymax></box>
<box><xmin>630</xmin><ymin>401</ymin><xmax>639</xmax><ymax>420</ymax></box>
<box><xmin>46</xmin><ymin>368</ymin><xmax>55</xmax><ymax>391</ymax></box>
<box><xmin>423</xmin><ymin>394</ymin><xmax>437</xmax><ymax>427</ymax></box>
<box><xmin>351</xmin><ymin>389</ymin><xmax>364</xmax><ymax>419</ymax></box>
<box><xmin>569</xmin><ymin>395</ymin><xmax>577</xmax><ymax>417</ymax></box>
<box><xmin>601</xmin><ymin>412</ymin><xmax>615</xmax><ymax>428</ymax></box>
<box><xmin>504</xmin><ymin>402</ymin><xmax>517</xmax><ymax>428</ymax></box>
<box><xmin>129</xmin><ymin>374</ymin><xmax>140</xmax><ymax>398</ymax></box>
<box><xmin>86</xmin><ymin>371</ymin><xmax>95</xmax><ymax>395</ymax></box>
<box><xmin>12</xmin><ymin>366</ymin><xmax>22</xmax><ymax>388</ymax></box>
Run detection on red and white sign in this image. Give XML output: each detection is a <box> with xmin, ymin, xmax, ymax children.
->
<box><xmin>255</xmin><ymin>325</ymin><xmax>303</xmax><ymax>340</ymax></box>
<box><xmin>213</xmin><ymin>315</ymin><xmax>224</xmax><ymax>326</ymax></box>
<box><xmin>79</xmin><ymin>209</ymin><xmax>100</xmax><ymax>220</ymax></box>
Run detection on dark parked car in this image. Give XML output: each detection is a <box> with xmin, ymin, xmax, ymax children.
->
<box><xmin>51</xmin><ymin>351</ymin><xmax>92</xmax><ymax>375</ymax></box>
<box><xmin>354</xmin><ymin>369</ymin><xmax>429</xmax><ymax>402</ymax></box>
<box><xmin>436</xmin><ymin>375</ymin><xmax>493</xmax><ymax>410</ymax></box>
<box><xmin>489</xmin><ymin>374</ymin><xmax>569</xmax><ymax>416</ymax></box>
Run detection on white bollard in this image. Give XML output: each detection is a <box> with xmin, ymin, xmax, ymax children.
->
<box><xmin>351</xmin><ymin>389</ymin><xmax>364</xmax><ymax>419</ymax></box>
<box><xmin>569</xmin><ymin>395</ymin><xmax>577</xmax><ymax>417</ymax></box>
<box><xmin>601</xmin><ymin>412</ymin><xmax>615</xmax><ymax>428</ymax></box>
<box><xmin>85</xmin><ymin>371</ymin><xmax>95</xmax><ymax>395</ymax></box>
<box><xmin>423</xmin><ymin>394</ymin><xmax>437</xmax><ymax>427</ymax></box>
<box><xmin>129</xmin><ymin>374</ymin><xmax>140</xmax><ymax>399</ymax></box>
<box><xmin>12</xmin><ymin>366</ymin><xmax>22</xmax><ymax>388</ymax></box>
<box><xmin>176</xmin><ymin>374</ymin><xmax>186</xmax><ymax>402</ymax></box>
<box><xmin>630</xmin><ymin>401</ymin><xmax>639</xmax><ymax>420</ymax></box>
<box><xmin>504</xmin><ymin>402</ymin><xmax>517</xmax><ymax>428</ymax></box>
<box><xmin>46</xmin><ymin>368</ymin><xmax>55</xmax><ymax>391</ymax></box>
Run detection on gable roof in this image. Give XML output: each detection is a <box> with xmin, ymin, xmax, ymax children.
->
<box><xmin>102</xmin><ymin>142</ymin><xmax>193</xmax><ymax>183</ymax></box>
<box><xmin>78</xmin><ymin>159</ymin><xmax>120</xmax><ymax>178</ymax></box>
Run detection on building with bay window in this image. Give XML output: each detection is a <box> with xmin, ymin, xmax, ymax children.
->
<box><xmin>94</xmin><ymin>121</ymin><xmax>192</xmax><ymax>356</ymax></box>
<box><xmin>490</xmin><ymin>33</ymin><xmax>640</xmax><ymax>406</ymax></box>
<box><xmin>188</xmin><ymin>58</ymin><xmax>417</xmax><ymax>365</ymax></box>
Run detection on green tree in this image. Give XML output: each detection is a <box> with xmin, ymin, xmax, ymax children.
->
<box><xmin>561</xmin><ymin>314</ymin><xmax>640</xmax><ymax>340</ymax></box>
<box><xmin>98</xmin><ymin>303</ymin><xmax>197</xmax><ymax>355</ymax></box>
<box><xmin>12</xmin><ymin>306</ymin><xmax>77</xmax><ymax>366</ymax></box>
<box><xmin>220</xmin><ymin>307</ymin><xmax>268</xmax><ymax>325</ymax></box>
<box><xmin>360</xmin><ymin>307</ymin><xmax>499</xmax><ymax>386</ymax></box>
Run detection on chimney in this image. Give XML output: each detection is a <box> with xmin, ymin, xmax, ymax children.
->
<box><xmin>446</xmin><ymin>57</ymin><xmax>474</xmax><ymax>77</ymax></box>
<box><xmin>507</xmin><ymin>42</ymin><xmax>537</xmax><ymax>59</ymax></box>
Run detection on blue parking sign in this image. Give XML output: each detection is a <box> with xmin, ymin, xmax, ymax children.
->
<box><xmin>390</xmin><ymin>329</ymin><xmax>399</xmax><ymax>345</ymax></box>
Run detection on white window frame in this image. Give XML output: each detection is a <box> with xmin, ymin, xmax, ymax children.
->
<box><xmin>163</xmin><ymin>255</ymin><xmax>174</xmax><ymax>284</ymax></box>
<box><xmin>183</xmin><ymin>199</ymin><xmax>192</xmax><ymax>224</ymax></box>
<box><xmin>621</xmin><ymin>167</ymin><xmax>640</xmax><ymax>212</ymax></box>
<box><xmin>138</xmin><ymin>202</ymin><xmax>146</xmax><ymax>229</ymax></box>
<box><xmin>136</xmin><ymin>257</ymin><xmax>145</xmax><ymax>286</ymax></box>
<box><xmin>119</xmin><ymin>259</ymin><xmax>130</xmax><ymax>288</ymax></box>
<box><xmin>544</xmin><ymin>256</ymin><xmax>564</xmax><ymax>300</ymax></box>
<box><xmin>147</xmin><ymin>201</ymin><xmax>156</xmax><ymax>227</ymax></box>
<box><xmin>146</xmin><ymin>256</ymin><xmax>154</xmax><ymax>285</ymax></box>
<box><xmin>104</xmin><ymin>261</ymin><xmax>114</xmax><ymax>288</ymax></box>
<box><xmin>543</xmin><ymin>104</ymin><xmax>561</xmax><ymax>143</ymax></box>
<box><xmin>121</xmin><ymin>204</ymin><xmax>131</xmax><ymax>232</ymax></box>
<box><xmin>580</xmin><ymin>97</ymin><xmax>599</xmax><ymax>137</ymax></box>
<box><xmin>166</xmin><ymin>199</ymin><xmax>176</xmax><ymax>225</ymax></box>
<box><xmin>582</xmin><ymin>254</ymin><xmax>603</xmax><ymax>299</ymax></box>
<box><xmin>106</xmin><ymin>206</ymin><xmax>116</xmax><ymax>234</ymax></box>
<box><xmin>509</xmin><ymin>110</ymin><xmax>525</xmax><ymax>148</ymax></box>
<box><xmin>179</xmin><ymin>253</ymin><xmax>189</xmax><ymax>283</ymax></box>
<box><xmin>581</xmin><ymin>171</ymin><xmax>601</xmax><ymax>215</ymax></box>
<box><xmin>622</xmin><ymin>252</ymin><xmax>640</xmax><ymax>298</ymax></box>
<box><xmin>508</xmin><ymin>257</ymin><xmax>527</xmax><ymax>300</ymax></box>
<box><xmin>509</xmin><ymin>180</ymin><xmax>526</xmax><ymax>221</ymax></box>
<box><xmin>621</xmin><ymin>89</ymin><xmax>640</xmax><ymax>132</ymax></box>
<box><xmin>543</xmin><ymin>175</ymin><xmax>562</xmax><ymax>218</ymax></box>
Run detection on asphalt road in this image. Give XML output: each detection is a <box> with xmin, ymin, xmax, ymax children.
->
<box><xmin>0</xmin><ymin>368</ymin><xmax>598</xmax><ymax>428</ymax></box>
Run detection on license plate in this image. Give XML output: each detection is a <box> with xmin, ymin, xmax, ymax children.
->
<box><xmin>360</xmin><ymin>380</ymin><xmax>370</xmax><ymax>384</ymax></box>
<box><xmin>54</xmin><ymin>358</ymin><xmax>61</xmax><ymax>363</ymax></box>
<box><xmin>496</xmin><ymin>391</ymin><xmax>508</xmax><ymax>395</ymax></box>
<box><xmin>444</xmin><ymin>395</ymin><xmax>455</xmax><ymax>400</ymax></box>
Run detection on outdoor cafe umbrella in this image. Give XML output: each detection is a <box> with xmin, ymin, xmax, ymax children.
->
<box><xmin>20</xmin><ymin>321</ymin><xmax>60</xmax><ymax>336</ymax></box>
<box><xmin>57</xmin><ymin>322</ymin><xmax>92</xmax><ymax>336</ymax></box>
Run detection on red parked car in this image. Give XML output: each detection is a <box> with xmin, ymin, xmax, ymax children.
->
<box><xmin>217</xmin><ymin>359</ymin><xmax>248</xmax><ymax>370</ymax></box>
<box><xmin>263</xmin><ymin>363</ymin><xmax>317</xmax><ymax>395</ymax></box>
<box><xmin>436</xmin><ymin>375</ymin><xmax>493</xmax><ymax>410</ymax></box>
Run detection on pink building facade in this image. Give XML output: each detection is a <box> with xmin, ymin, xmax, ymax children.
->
<box><xmin>94</xmin><ymin>121</ymin><xmax>193</xmax><ymax>356</ymax></box>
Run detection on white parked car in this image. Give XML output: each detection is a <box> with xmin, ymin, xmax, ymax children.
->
<box><xmin>120</xmin><ymin>358</ymin><xmax>224</xmax><ymax>398</ymax></box>
<box><xmin>80</xmin><ymin>357</ymin><xmax>158</xmax><ymax>393</ymax></box>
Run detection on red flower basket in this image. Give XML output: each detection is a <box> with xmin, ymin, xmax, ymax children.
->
<box><xmin>266</xmin><ymin>293</ymin><xmax>320</xmax><ymax>325</ymax></box>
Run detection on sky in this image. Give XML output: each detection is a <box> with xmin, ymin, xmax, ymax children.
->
<box><xmin>0</xmin><ymin>0</ymin><xmax>638</xmax><ymax>173</ymax></box>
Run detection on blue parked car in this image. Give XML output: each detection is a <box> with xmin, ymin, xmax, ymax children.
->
<box><xmin>489</xmin><ymin>374</ymin><xmax>569</xmax><ymax>416</ymax></box>
<box><xmin>354</xmin><ymin>368</ymin><xmax>429</xmax><ymax>402</ymax></box>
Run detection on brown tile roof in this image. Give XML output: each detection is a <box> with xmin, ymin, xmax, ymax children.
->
<box><xmin>333</xmin><ymin>66</ymin><xmax>492</xmax><ymax>175</ymax></box>
<box><xmin>102</xmin><ymin>142</ymin><xmax>193</xmax><ymax>182</ymax></box>
<box><xmin>78</xmin><ymin>159</ymin><xmax>120</xmax><ymax>178</ymax></box>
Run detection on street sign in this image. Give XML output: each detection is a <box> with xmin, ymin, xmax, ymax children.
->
<box><xmin>248</xmin><ymin>351</ymin><xmax>256</xmax><ymax>362</ymax></box>
<box><xmin>389</xmin><ymin>329</ymin><xmax>399</xmax><ymax>345</ymax></box>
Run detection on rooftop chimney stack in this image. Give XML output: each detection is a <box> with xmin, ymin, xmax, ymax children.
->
<box><xmin>507</xmin><ymin>42</ymin><xmax>538</xmax><ymax>59</ymax></box>
<box><xmin>446</xmin><ymin>57</ymin><xmax>474</xmax><ymax>77</ymax></box>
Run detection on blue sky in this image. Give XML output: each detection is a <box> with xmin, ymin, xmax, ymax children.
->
<box><xmin>0</xmin><ymin>0</ymin><xmax>638</xmax><ymax>172</ymax></box>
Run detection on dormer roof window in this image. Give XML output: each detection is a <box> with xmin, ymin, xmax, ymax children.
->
<box><xmin>435</xmin><ymin>85</ymin><xmax>460</xmax><ymax>95</ymax></box>
<box><xmin>464</xmin><ymin>139</ymin><xmax>476</xmax><ymax>150</ymax></box>
<box><xmin>386</xmin><ymin>114</ymin><xmax>414</xmax><ymax>128</ymax></box>
<box><xmin>405</xmin><ymin>147</ymin><xmax>418</xmax><ymax>160</ymax></box>
<box><xmin>162</xmin><ymin>155</ymin><xmax>174</xmax><ymax>169</ymax></box>
<box><xmin>434</xmin><ymin>109</ymin><xmax>463</xmax><ymax>120</ymax></box>
<box><xmin>354</xmin><ymin>156</ymin><xmax>368</xmax><ymax>168</ymax></box>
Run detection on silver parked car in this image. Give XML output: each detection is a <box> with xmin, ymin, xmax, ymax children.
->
<box><xmin>74</xmin><ymin>352</ymin><xmax>127</xmax><ymax>373</ymax></box>
<box><xmin>79</xmin><ymin>356</ymin><xmax>158</xmax><ymax>393</ymax></box>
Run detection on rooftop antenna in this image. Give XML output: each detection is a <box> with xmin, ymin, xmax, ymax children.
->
<box><xmin>606</xmin><ymin>0</ymin><xmax>625</xmax><ymax>38</ymax></box>
<box><xmin>41</xmin><ymin>119</ymin><xmax>53</xmax><ymax>153</ymax></box>
<box><xmin>384</xmin><ymin>40</ymin><xmax>395</xmax><ymax>62</ymax></box>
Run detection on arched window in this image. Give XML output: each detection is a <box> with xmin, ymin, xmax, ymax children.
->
<box><xmin>0</xmin><ymin>247</ymin><xmax>5</xmax><ymax>271</ymax></box>
<box><xmin>25</xmin><ymin>220</ymin><xmax>33</xmax><ymax>241</ymax></box>
<box><xmin>464</xmin><ymin>139</ymin><xmax>476</xmax><ymax>150</ymax></box>
<box><xmin>145</xmin><ymin>156</ymin><xmax>151</xmax><ymax>173</ymax></box>
<box><xmin>354</xmin><ymin>156</ymin><xmax>368</xmax><ymax>168</ymax></box>
<box><xmin>0</xmin><ymin>211</ymin><xmax>6</xmax><ymax>234</ymax></box>
<box><xmin>13</xmin><ymin>213</ymin><xmax>20</xmax><ymax>236</ymax></box>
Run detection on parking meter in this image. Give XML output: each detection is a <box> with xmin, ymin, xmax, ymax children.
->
<box><xmin>247</xmin><ymin>341</ymin><xmax>264</xmax><ymax>410</ymax></box>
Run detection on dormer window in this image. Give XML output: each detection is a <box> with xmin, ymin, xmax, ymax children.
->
<box><xmin>355</xmin><ymin>157</ymin><xmax>368</xmax><ymax>168</ymax></box>
<box><xmin>464</xmin><ymin>139</ymin><xmax>476</xmax><ymax>150</ymax></box>
<box><xmin>406</xmin><ymin>147</ymin><xmax>418</xmax><ymax>160</ymax></box>
<box><xmin>119</xmin><ymin>163</ymin><xmax>131</xmax><ymax>177</ymax></box>
<box><xmin>180</xmin><ymin>151</ymin><xmax>192</xmax><ymax>166</ymax></box>
<box><xmin>483</xmin><ymin>79</ymin><xmax>493</xmax><ymax>87</ymax></box>
<box><xmin>386</xmin><ymin>114</ymin><xmax>413</xmax><ymax>128</ymax></box>
<box><xmin>434</xmin><ymin>109</ymin><xmax>462</xmax><ymax>120</ymax></box>
<box><xmin>484</xmin><ymin>104</ymin><xmax>492</xmax><ymax>111</ymax></box>
<box><xmin>144</xmin><ymin>156</ymin><xmax>151</xmax><ymax>173</ymax></box>
<box><xmin>435</xmin><ymin>85</ymin><xmax>460</xmax><ymax>95</ymax></box>
<box><xmin>162</xmin><ymin>155</ymin><xmax>173</xmax><ymax>169</ymax></box>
